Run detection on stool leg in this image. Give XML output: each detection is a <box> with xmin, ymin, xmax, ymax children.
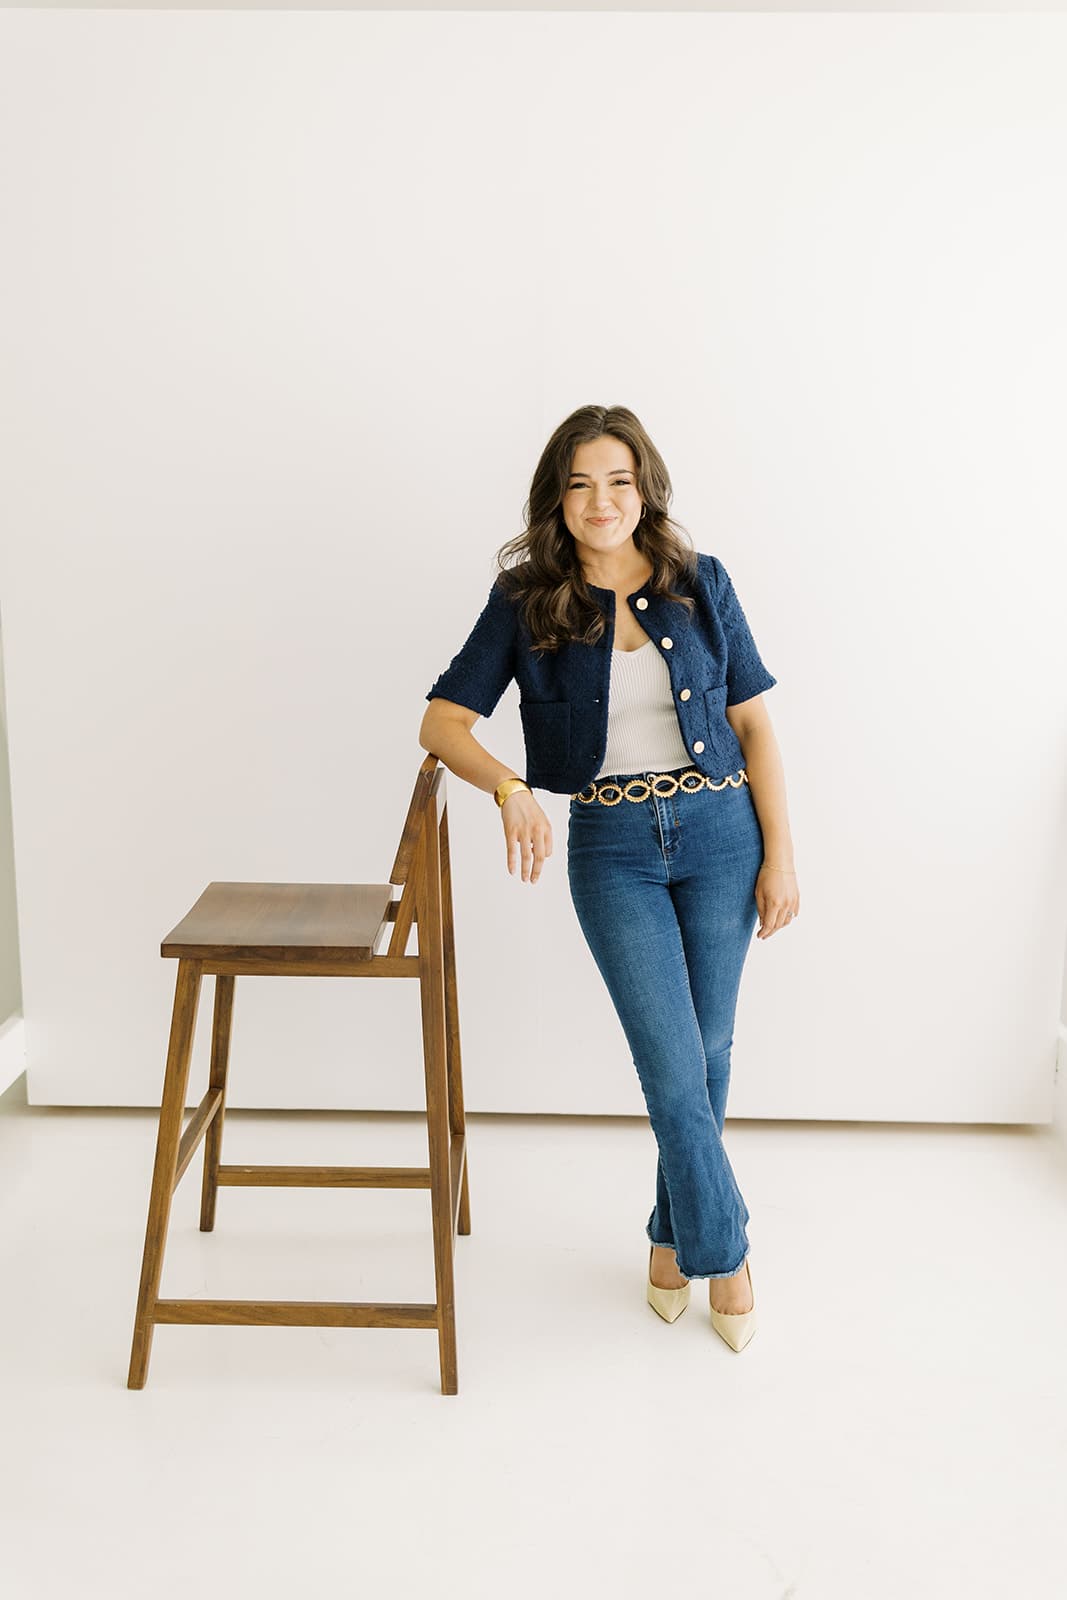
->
<box><xmin>127</xmin><ymin>957</ymin><xmax>203</xmax><ymax>1389</ymax></box>
<box><xmin>417</xmin><ymin>820</ymin><xmax>459</xmax><ymax>1396</ymax></box>
<box><xmin>438</xmin><ymin>803</ymin><xmax>471</xmax><ymax>1238</ymax></box>
<box><xmin>200</xmin><ymin>974</ymin><xmax>235</xmax><ymax>1232</ymax></box>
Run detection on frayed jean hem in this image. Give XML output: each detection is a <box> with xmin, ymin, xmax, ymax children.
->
<box><xmin>646</xmin><ymin>1225</ymin><xmax>748</xmax><ymax>1280</ymax></box>
<box><xmin>680</xmin><ymin>1249</ymin><xmax>749</xmax><ymax>1281</ymax></box>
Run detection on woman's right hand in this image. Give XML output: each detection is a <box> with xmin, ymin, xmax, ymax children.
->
<box><xmin>500</xmin><ymin>790</ymin><xmax>553</xmax><ymax>884</ymax></box>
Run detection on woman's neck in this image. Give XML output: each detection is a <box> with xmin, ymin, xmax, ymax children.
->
<box><xmin>580</xmin><ymin>553</ymin><xmax>654</xmax><ymax>594</ymax></box>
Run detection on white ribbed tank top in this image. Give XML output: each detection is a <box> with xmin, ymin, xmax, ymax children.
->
<box><xmin>595</xmin><ymin>639</ymin><xmax>694</xmax><ymax>780</ymax></box>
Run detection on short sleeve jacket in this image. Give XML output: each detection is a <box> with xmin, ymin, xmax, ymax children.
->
<box><xmin>425</xmin><ymin>551</ymin><xmax>777</xmax><ymax>794</ymax></box>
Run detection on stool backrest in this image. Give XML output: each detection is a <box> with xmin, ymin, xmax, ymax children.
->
<box><xmin>383</xmin><ymin>753</ymin><xmax>450</xmax><ymax>959</ymax></box>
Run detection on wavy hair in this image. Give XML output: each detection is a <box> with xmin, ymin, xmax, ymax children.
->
<box><xmin>493</xmin><ymin>404</ymin><xmax>698</xmax><ymax>654</ymax></box>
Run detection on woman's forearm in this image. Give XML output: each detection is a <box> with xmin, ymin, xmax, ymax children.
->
<box><xmin>736</xmin><ymin>723</ymin><xmax>795</xmax><ymax>868</ymax></box>
<box><xmin>418</xmin><ymin>711</ymin><xmax>524</xmax><ymax>800</ymax></box>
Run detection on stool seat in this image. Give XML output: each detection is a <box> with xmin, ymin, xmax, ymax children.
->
<box><xmin>162</xmin><ymin>881</ymin><xmax>396</xmax><ymax>963</ymax></box>
<box><xmin>127</xmin><ymin>754</ymin><xmax>471</xmax><ymax>1395</ymax></box>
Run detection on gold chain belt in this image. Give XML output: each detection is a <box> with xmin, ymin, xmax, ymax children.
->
<box><xmin>571</xmin><ymin>767</ymin><xmax>749</xmax><ymax>805</ymax></box>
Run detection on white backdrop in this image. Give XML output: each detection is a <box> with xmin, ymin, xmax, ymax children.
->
<box><xmin>1</xmin><ymin>10</ymin><xmax>1065</xmax><ymax>1119</ymax></box>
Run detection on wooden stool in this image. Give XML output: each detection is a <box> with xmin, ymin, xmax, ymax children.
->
<box><xmin>127</xmin><ymin>754</ymin><xmax>470</xmax><ymax>1395</ymax></box>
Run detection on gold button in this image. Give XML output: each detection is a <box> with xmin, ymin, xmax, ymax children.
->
<box><xmin>679</xmin><ymin>688</ymin><xmax>691</xmax><ymax>701</ymax></box>
<box><xmin>661</xmin><ymin>637</ymin><xmax>673</xmax><ymax>649</ymax></box>
<box><xmin>693</xmin><ymin>740</ymin><xmax>705</xmax><ymax>753</ymax></box>
<box><xmin>635</xmin><ymin>596</ymin><xmax>648</xmax><ymax>609</ymax></box>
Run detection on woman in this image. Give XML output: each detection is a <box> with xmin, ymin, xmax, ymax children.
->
<box><xmin>420</xmin><ymin>404</ymin><xmax>799</xmax><ymax>1352</ymax></box>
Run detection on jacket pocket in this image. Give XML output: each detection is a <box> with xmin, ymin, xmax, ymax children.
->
<box><xmin>519</xmin><ymin>700</ymin><xmax>571</xmax><ymax>771</ymax></box>
<box><xmin>703</xmin><ymin>684</ymin><xmax>743</xmax><ymax>766</ymax></box>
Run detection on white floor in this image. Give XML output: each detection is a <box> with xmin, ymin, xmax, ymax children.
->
<box><xmin>2</xmin><ymin>1068</ymin><xmax>1067</xmax><ymax>1600</ymax></box>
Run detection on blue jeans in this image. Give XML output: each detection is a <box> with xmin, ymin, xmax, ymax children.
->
<box><xmin>566</xmin><ymin>766</ymin><xmax>763</xmax><ymax>1280</ymax></box>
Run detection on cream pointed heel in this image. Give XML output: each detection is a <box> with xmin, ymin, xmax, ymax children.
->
<box><xmin>646</xmin><ymin>1244</ymin><xmax>690</xmax><ymax>1323</ymax></box>
<box><xmin>709</xmin><ymin>1257</ymin><xmax>756</xmax><ymax>1352</ymax></box>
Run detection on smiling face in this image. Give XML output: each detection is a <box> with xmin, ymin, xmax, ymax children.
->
<box><xmin>561</xmin><ymin>436</ymin><xmax>645</xmax><ymax>574</ymax></box>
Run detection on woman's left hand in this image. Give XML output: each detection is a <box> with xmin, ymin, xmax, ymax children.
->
<box><xmin>755</xmin><ymin>863</ymin><xmax>800</xmax><ymax>939</ymax></box>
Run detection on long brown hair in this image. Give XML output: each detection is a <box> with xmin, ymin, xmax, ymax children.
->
<box><xmin>493</xmin><ymin>404</ymin><xmax>698</xmax><ymax>655</ymax></box>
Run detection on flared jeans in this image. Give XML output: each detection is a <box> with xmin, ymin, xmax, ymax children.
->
<box><xmin>566</xmin><ymin>766</ymin><xmax>763</xmax><ymax>1280</ymax></box>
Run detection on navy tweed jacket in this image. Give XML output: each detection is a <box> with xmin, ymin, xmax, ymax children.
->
<box><xmin>425</xmin><ymin>551</ymin><xmax>778</xmax><ymax>795</ymax></box>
